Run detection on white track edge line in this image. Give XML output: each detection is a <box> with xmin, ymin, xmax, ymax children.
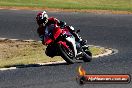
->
<box><xmin>0</xmin><ymin>38</ymin><xmax>117</xmax><ymax>71</ymax></box>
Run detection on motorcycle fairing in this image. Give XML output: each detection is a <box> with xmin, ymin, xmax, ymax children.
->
<box><xmin>44</xmin><ymin>25</ymin><xmax>77</xmax><ymax>57</ymax></box>
<box><xmin>65</xmin><ymin>36</ymin><xmax>77</xmax><ymax>57</ymax></box>
<box><xmin>53</xmin><ymin>27</ymin><xmax>62</xmax><ymax>40</ymax></box>
<box><xmin>44</xmin><ymin>36</ymin><xmax>53</xmax><ymax>45</ymax></box>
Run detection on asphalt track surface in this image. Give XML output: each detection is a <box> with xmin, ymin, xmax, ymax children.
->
<box><xmin>0</xmin><ymin>9</ymin><xmax>132</xmax><ymax>88</ymax></box>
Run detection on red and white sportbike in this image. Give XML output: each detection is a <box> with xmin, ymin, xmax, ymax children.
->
<box><xmin>44</xmin><ymin>24</ymin><xmax>92</xmax><ymax>64</ymax></box>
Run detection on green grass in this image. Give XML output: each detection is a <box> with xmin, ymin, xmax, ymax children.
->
<box><xmin>0</xmin><ymin>40</ymin><xmax>106</xmax><ymax>68</ymax></box>
<box><xmin>0</xmin><ymin>0</ymin><xmax>132</xmax><ymax>11</ymax></box>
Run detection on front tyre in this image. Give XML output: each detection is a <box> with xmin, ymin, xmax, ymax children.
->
<box><xmin>58</xmin><ymin>44</ymin><xmax>75</xmax><ymax>64</ymax></box>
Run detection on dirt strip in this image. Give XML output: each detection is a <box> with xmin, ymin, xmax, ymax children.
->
<box><xmin>0</xmin><ymin>6</ymin><xmax>132</xmax><ymax>14</ymax></box>
<box><xmin>0</xmin><ymin>38</ymin><xmax>117</xmax><ymax>70</ymax></box>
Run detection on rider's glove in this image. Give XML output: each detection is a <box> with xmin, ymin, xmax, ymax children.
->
<box><xmin>60</xmin><ymin>21</ymin><xmax>66</xmax><ymax>28</ymax></box>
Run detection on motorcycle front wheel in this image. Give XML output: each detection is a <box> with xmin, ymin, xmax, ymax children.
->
<box><xmin>58</xmin><ymin>44</ymin><xmax>75</xmax><ymax>64</ymax></box>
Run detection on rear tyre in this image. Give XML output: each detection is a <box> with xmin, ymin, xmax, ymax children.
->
<box><xmin>85</xmin><ymin>50</ymin><xmax>92</xmax><ymax>57</ymax></box>
<box><xmin>82</xmin><ymin>51</ymin><xmax>92</xmax><ymax>62</ymax></box>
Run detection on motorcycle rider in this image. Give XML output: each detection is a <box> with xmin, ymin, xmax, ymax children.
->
<box><xmin>36</xmin><ymin>11</ymin><xmax>87</xmax><ymax>50</ymax></box>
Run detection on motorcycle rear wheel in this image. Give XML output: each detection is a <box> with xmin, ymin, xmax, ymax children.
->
<box><xmin>82</xmin><ymin>50</ymin><xmax>92</xmax><ymax>62</ymax></box>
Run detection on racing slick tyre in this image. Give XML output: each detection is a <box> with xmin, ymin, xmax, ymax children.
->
<box><xmin>58</xmin><ymin>44</ymin><xmax>75</xmax><ymax>64</ymax></box>
<box><xmin>82</xmin><ymin>51</ymin><xmax>92</xmax><ymax>62</ymax></box>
